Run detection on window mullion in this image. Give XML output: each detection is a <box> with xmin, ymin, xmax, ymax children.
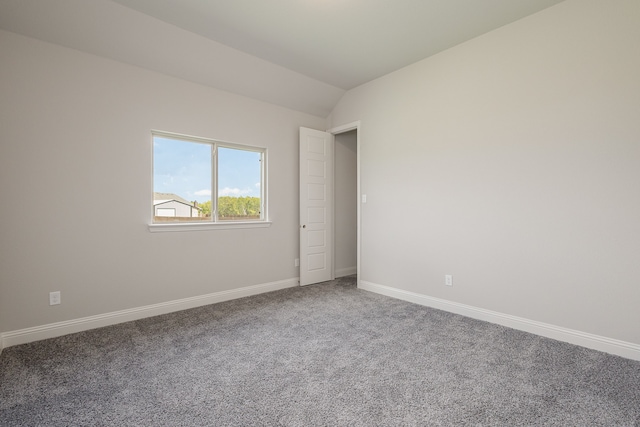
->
<box><xmin>212</xmin><ymin>144</ymin><xmax>218</xmax><ymax>223</ymax></box>
<box><xmin>260</xmin><ymin>152</ymin><xmax>265</xmax><ymax>220</ymax></box>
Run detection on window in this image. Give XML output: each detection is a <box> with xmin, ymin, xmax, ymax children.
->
<box><xmin>151</xmin><ymin>131</ymin><xmax>267</xmax><ymax>230</ymax></box>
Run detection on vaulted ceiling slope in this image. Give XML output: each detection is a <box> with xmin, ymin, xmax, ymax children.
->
<box><xmin>0</xmin><ymin>0</ymin><xmax>564</xmax><ymax>117</ymax></box>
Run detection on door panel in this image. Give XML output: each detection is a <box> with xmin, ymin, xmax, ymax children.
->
<box><xmin>300</xmin><ymin>127</ymin><xmax>333</xmax><ymax>286</ymax></box>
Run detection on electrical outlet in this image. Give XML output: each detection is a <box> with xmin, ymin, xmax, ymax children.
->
<box><xmin>49</xmin><ymin>291</ymin><xmax>61</xmax><ymax>305</ymax></box>
<box><xmin>445</xmin><ymin>275</ymin><xmax>453</xmax><ymax>287</ymax></box>
<box><xmin>295</xmin><ymin>258</ymin><xmax>300</xmax><ymax>267</ymax></box>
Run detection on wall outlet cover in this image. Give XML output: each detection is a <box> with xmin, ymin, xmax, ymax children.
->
<box><xmin>49</xmin><ymin>291</ymin><xmax>61</xmax><ymax>305</ymax></box>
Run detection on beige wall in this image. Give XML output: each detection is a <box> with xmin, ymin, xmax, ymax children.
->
<box><xmin>329</xmin><ymin>0</ymin><xmax>640</xmax><ymax>345</ymax></box>
<box><xmin>334</xmin><ymin>130</ymin><xmax>358</xmax><ymax>276</ymax></box>
<box><xmin>0</xmin><ymin>30</ymin><xmax>325</xmax><ymax>333</ymax></box>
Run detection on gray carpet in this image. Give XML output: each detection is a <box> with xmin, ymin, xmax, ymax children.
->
<box><xmin>1</xmin><ymin>276</ymin><xmax>639</xmax><ymax>426</ymax></box>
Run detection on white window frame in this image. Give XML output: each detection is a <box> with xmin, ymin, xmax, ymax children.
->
<box><xmin>148</xmin><ymin>130</ymin><xmax>270</xmax><ymax>233</ymax></box>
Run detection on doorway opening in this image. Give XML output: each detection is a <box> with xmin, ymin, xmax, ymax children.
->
<box><xmin>328</xmin><ymin>121</ymin><xmax>360</xmax><ymax>287</ymax></box>
<box><xmin>333</xmin><ymin>129</ymin><xmax>358</xmax><ymax>280</ymax></box>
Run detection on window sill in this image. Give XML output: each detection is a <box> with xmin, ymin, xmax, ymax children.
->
<box><xmin>148</xmin><ymin>221</ymin><xmax>272</xmax><ymax>233</ymax></box>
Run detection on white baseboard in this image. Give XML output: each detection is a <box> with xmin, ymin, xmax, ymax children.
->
<box><xmin>335</xmin><ymin>266</ymin><xmax>357</xmax><ymax>278</ymax></box>
<box><xmin>0</xmin><ymin>278</ymin><xmax>299</xmax><ymax>350</ymax></box>
<box><xmin>359</xmin><ymin>280</ymin><xmax>640</xmax><ymax>361</ymax></box>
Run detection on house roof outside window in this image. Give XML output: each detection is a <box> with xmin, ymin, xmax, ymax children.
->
<box><xmin>153</xmin><ymin>192</ymin><xmax>198</xmax><ymax>208</ymax></box>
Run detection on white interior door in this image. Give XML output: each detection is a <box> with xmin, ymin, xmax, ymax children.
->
<box><xmin>300</xmin><ymin>127</ymin><xmax>334</xmax><ymax>286</ymax></box>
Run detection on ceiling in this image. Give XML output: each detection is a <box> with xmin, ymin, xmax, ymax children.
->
<box><xmin>0</xmin><ymin>0</ymin><xmax>565</xmax><ymax>116</ymax></box>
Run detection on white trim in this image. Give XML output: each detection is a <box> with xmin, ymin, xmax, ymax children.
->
<box><xmin>148</xmin><ymin>221</ymin><xmax>271</xmax><ymax>232</ymax></box>
<box><xmin>152</xmin><ymin>129</ymin><xmax>266</xmax><ymax>153</ymax></box>
<box><xmin>335</xmin><ymin>266</ymin><xmax>357</xmax><ymax>278</ymax></box>
<box><xmin>359</xmin><ymin>280</ymin><xmax>640</xmax><ymax>361</ymax></box>
<box><xmin>327</xmin><ymin>121</ymin><xmax>360</xmax><ymax>135</ymax></box>
<box><xmin>0</xmin><ymin>278</ymin><xmax>298</xmax><ymax>349</ymax></box>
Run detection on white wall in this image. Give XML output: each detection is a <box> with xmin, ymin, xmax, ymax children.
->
<box><xmin>0</xmin><ymin>30</ymin><xmax>325</xmax><ymax>334</ymax></box>
<box><xmin>329</xmin><ymin>0</ymin><xmax>640</xmax><ymax>346</ymax></box>
<box><xmin>334</xmin><ymin>130</ymin><xmax>357</xmax><ymax>276</ymax></box>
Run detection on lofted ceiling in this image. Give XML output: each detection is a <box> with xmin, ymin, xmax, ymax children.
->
<box><xmin>0</xmin><ymin>0</ymin><xmax>565</xmax><ymax>116</ymax></box>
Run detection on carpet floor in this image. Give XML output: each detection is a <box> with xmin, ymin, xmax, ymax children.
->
<box><xmin>1</xmin><ymin>276</ymin><xmax>639</xmax><ymax>426</ymax></box>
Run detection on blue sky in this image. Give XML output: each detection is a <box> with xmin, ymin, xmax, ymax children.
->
<box><xmin>153</xmin><ymin>136</ymin><xmax>261</xmax><ymax>203</ymax></box>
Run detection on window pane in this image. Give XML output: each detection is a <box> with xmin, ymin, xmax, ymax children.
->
<box><xmin>217</xmin><ymin>147</ymin><xmax>262</xmax><ymax>221</ymax></box>
<box><xmin>153</xmin><ymin>136</ymin><xmax>212</xmax><ymax>223</ymax></box>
